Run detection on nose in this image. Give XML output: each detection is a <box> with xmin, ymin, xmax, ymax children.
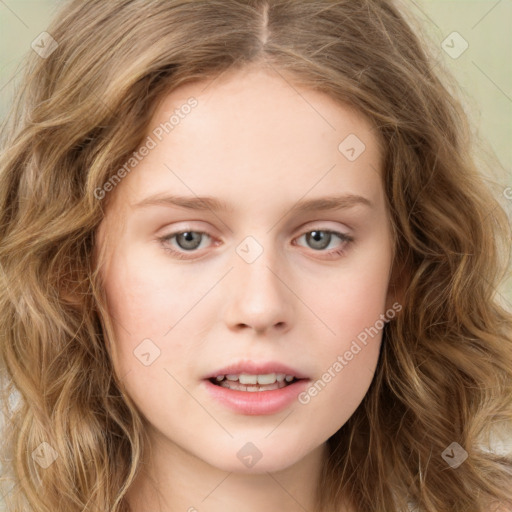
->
<box><xmin>223</xmin><ymin>244</ymin><xmax>294</xmax><ymax>335</ymax></box>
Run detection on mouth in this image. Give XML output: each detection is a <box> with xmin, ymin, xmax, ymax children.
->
<box><xmin>207</xmin><ymin>373</ymin><xmax>303</xmax><ymax>392</ymax></box>
<box><xmin>203</xmin><ymin>371</ymin><xmax>311</xmax><ymax>415</ymax></box>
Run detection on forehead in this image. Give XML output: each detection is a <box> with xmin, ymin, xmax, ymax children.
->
<box><xmin>109</xmin><ymin>64</ymin><xmax>384</xmax><ymax>215</ymax></box>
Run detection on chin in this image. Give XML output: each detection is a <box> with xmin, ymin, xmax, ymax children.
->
<box><xmin>204</xmin><ymin>445</ymin><xmax>309</xmax><ymax>475</ymax></box>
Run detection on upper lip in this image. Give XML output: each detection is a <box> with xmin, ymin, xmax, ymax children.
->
<box><xmin>204</xmin><ymin>360</ymin><xmax>309</xmax><ymax>380</ymax></box>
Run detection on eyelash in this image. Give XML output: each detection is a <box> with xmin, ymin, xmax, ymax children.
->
<box><xmin>157</xmin><ymin>228</ymin><xmax>354</xmax><ymax>260</ymax></box>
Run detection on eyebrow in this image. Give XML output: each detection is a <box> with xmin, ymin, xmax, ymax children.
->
<box><xmin>132</xmin><ymin>193</ymin><xmax>373</xmax><ymax>213</ymax></box>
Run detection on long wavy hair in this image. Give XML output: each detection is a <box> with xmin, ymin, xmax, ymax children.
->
<box><xmin>1</xmin><ymin>1</ymin><xmax>511</xmax><ymax>510</ymax></box>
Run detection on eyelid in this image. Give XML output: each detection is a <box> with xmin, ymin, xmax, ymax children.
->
<box><xmin>158</xmin><ymin>223</ymin><xmax>354</xmax><ymax>260</ymax></box>
<box><xmin>158</xmin><ymin>221</ymin><xmax>351</xmax><ymax>243</ymax></box>
<box><xmin>292</xmin><ymin>220</ymin><xmax>352</xmax><ymax>237</ymax></box>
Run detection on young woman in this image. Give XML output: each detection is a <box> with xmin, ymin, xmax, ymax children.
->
<box><xmin>1</xmin><ymin>1</ymin><xmax>511</xmax><ymax>511</ymax></box>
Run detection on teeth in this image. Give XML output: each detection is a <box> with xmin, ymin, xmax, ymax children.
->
<box><xmin>218</xmin><ymin>380</ymin><xmax>287</xmax><ymax>392</ymax></box>
<box><xmin>257</xmin><ymin>373</ymin><xmax>278</xmax><ymax>385</ymax></box>
<box><xmin>245</xmin><ymin>386</ymin><xmax>262</xmax><ymax>392</ymax></box>
<box><xmin>239</xmin><ymin>373</ymin><xmax>258</xmax><ymax>385</ymax></box>
<box><xmin>213</xmin><ymin>373</ymin><xmax>296</xmax><ymax>385</ymax></box>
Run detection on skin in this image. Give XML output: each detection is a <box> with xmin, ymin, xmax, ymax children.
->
<box><xmin>95</xmin><ymin>62</ymin><xmax>397</xmax><ymax>512</ymax></box>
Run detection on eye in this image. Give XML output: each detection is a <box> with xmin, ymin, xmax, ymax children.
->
<box><xmin>293</xmin><ymin>229</ymin><xmax>354</xmax><ymax>258</ymax></box>
<box><xmin>158</xmin><ymin>228</ymin><xmax>354</xmax><ymax>260</ymax></box>
<box><xmin>159</xmin><ymin>230</ymin><xmax>214</xmax><ymax>259</ymax></box>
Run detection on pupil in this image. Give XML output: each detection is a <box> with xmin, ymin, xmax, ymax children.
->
<box><xmin>178</xmin><ymin>231</ymin><xmax>201</xmax><ymax>250</ymax></box>
<box><xmin>308</xmin><ymin>230</ymin><xmax>330</xmax><ymax>250</ymax></box>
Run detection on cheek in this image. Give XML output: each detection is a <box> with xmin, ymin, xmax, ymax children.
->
<box><xmin>319</xmin><ymin>248</ymin><xmax>391</xmax><ymax>345</ymax></box>
<box><xmin>299</xmin><ymin>271</ymin><xmax>387</xmax><ymax>428</ymax></box>
<box><xmin>301</xmin><ymin>237</ymin><xmax>391</xmax><ymax>414</ymax></box>
<box><xmin>102</xmin><ymin>258</ymin><xmax>196</xmax><ymax>412</ymax></box>
<box><xmin>100</xmin><ymin>247</ymin><xmax>190</xmax><ymax>377</ymax></box>
<box><xmin>102</xmin><ymin>246</ymin><xmax>188</xmax><ymax>332</ymax></box>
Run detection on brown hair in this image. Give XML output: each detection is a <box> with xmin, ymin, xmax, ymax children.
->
<box><xmin>1</xmin><ymin>1</ymin><xmax>511</xmax><ymax>510</ymax></box>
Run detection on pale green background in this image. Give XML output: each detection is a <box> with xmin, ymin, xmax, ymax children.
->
<box><xmin>0</xmin><ymin>2</ymin><xmax>510</xmax><ymax>295</ymax></box>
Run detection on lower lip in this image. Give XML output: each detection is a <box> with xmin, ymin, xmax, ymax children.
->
<box><xmin>202</xmin><ymin>379</ymin><xmax>310</xmax><ymax>415</ymax></box>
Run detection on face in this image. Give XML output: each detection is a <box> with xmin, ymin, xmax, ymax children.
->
<box><xmin>95</xmin><ymin>63</ymin><xmax>396</xmax><ymax>474</ymax></box>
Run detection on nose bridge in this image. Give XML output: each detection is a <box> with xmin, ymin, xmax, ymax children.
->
<box><xmin>223</xmin><ymin>232</ymin><xmax>292</xmax><ymax>332</ymax></box>
<box><xmin>234</xmin><ymin>233</ymin><xmax>284</xmax><ymax>300</ymax></box>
